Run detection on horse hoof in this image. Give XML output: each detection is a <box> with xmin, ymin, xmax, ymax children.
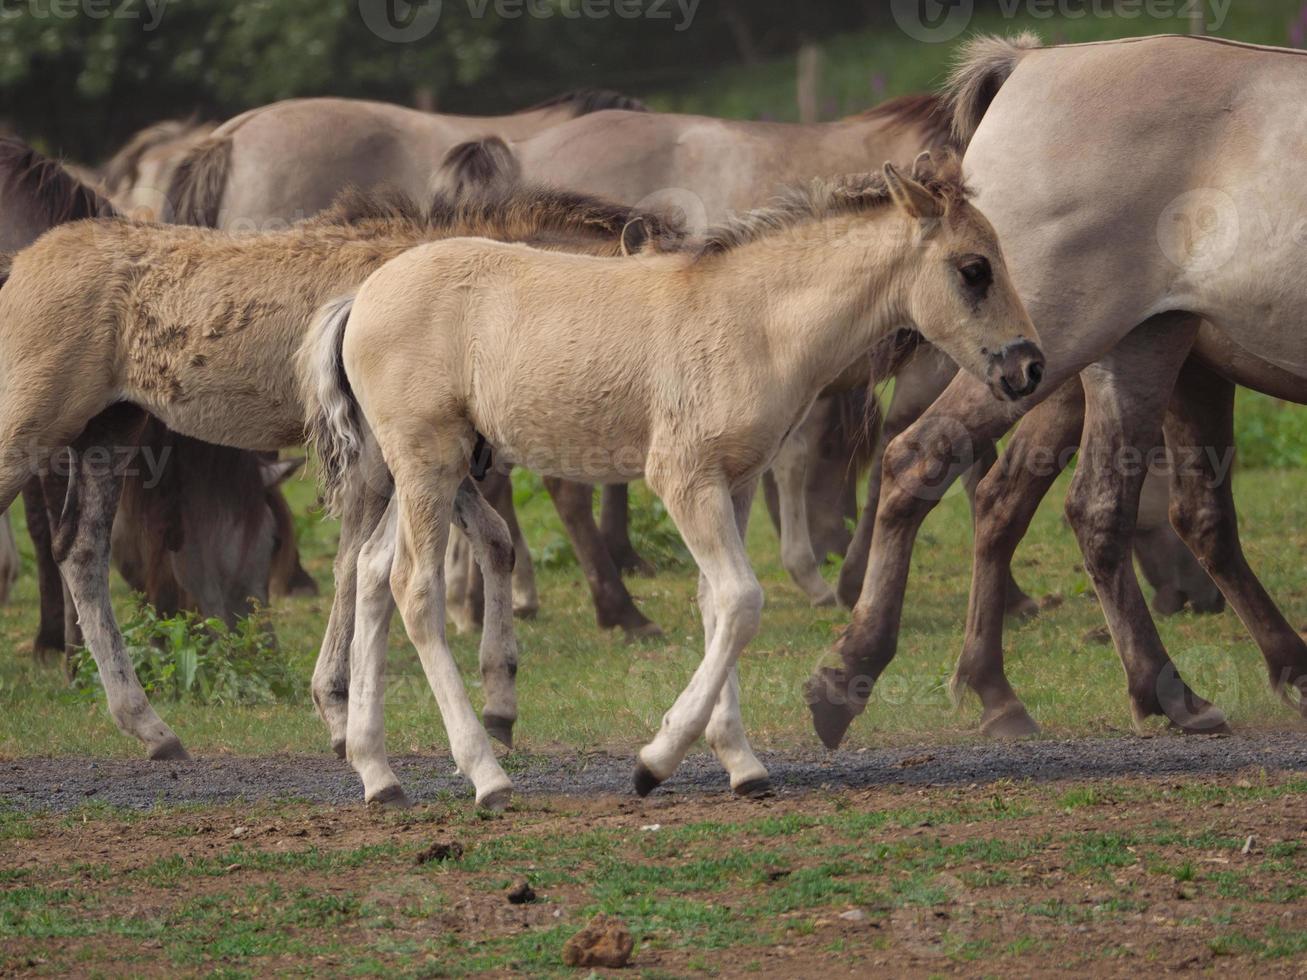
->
<box><xmin>809</xmin><ymin>589</ymin><xmax>838</xmax><ymax>608</ymax></box>
<box><xmin>804</xmin><ymin>670</ymin><xmax>857</xmax><ymax>750</ymax></box>
<box><xmin>1172</xmin><ymin>704</ymin><xmax>1231</xmax><ymax>735</ymax></box>
<box><xmin>148</xmin><ymin>737</ymin><xmax>190</xmax><ymax>762</ymax></box>
<box><xmin>367</xmin><ymin>784</ymin><xmax>412</xmax><ymax>809</ymax></box>
<box><xmin>633</xmin><ymin>762</ymin><xmax>663</xmax><ymax>798</ymax></box>
<box><xmin>483</xmin><ymin>713</ymin><xmax>515</xmax><ymax>749</ymax></box>
<box><xmin>622</xmin><ymin>621</ymin><xmax>664</xmax><ymax>642</ymax></box>
<box><xmin>979</xmin><ymin>703</ymin><xmax>1040</xmax><ymax>739</ymax></box>
<box><xmin>331</xmin><ymin>738</ymin><xmax>347</xmax><ymax>760</ymax></box>
<box><xmin>512</xmin><ymin>604</ymin><xmax>539</xmax><ymax>621</ymax></box>
<box><xmin>733</xmin><ymin>777</ymin><xmax>773</xmax><ymax>799</ymax></box>
<box><xmin>1005</xmin><ymin>594</ymin><xmax>1041</xmax><ymax>621</ymax></box>
<box><xmin>476</xmin><ymin>785</ymin><xmax>512</xmax><ymax>813</ymax></box>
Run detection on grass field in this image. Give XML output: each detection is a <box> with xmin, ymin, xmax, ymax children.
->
<box><xmin>2</xmin><ymin>449</ymin><xmax>1306</xmax><ymax>761</ymax></box>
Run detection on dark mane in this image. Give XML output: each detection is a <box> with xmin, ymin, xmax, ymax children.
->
<box><xmin>0</xmin><ymin>137</ymin><xmax>118</xmax><ymax>225</ymax></box>
<box><xmin>847</xmin><ymin>93</ymin><xmax>958</xmax><ymax>152</ymax></box>
<box><xmin>700</xmin><ymin>154</ymin><xmax>969</xmax><ymax>256</ymax></box>
<box><xmin>306</xmin><ymin>182</ymin><xmax>686</xmax><ymax>253</ymax></box>
<box><xmin>527</xmin><ymin>88</ymin><xmax>648</xmax><ymax>116</ymax></box>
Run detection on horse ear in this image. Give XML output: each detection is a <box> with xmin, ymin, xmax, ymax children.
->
<box><xmin>910</xmin><ymin>151</ymin><xmax>933</xmax><ymax>180</ymax></box>
<box><xmin>259</xmin><ymin>456</ymin><xmax>304</xmax><ymax>489</ymax></box>
<box><xmin>621</xmin><ymin>216</ymin><xmax>649</xmax><ymax>256</ymax></box>
<box><xmin>883</xmin><ymin>162</ymin><xmax>942</xmax><ymax>220</ymax></box>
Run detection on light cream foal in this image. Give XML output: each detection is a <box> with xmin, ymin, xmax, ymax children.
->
<box><xmin>303</xmin><ymin>157</ymin><xmax>1044</xmax><ymax>807</ymax></box>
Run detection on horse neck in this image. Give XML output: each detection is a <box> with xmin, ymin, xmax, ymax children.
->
<box><xmin>698</xmin><ymin>212</ymin><xmax>910</xmax><ymax>391</ymax></box>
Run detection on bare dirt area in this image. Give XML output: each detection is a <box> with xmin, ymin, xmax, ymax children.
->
<box><xmin>2</xmin><ymin>739</ymin><xmax>1306</xmax><ymax>976</ymax></box>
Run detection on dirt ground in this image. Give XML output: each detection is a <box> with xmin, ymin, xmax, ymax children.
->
<box><xmin>2</xmin><ymin>737</ymin><xmax>1306</xmax><ymax>977</ymax></box>
<box><xmin>4</xmin><ymin>730</ymin><xmax>1306</xmax><ymax>811</ymax></box>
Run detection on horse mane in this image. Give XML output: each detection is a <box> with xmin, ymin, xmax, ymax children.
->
<box><xmin>0</xmin><ymin>137</ymin><xmax>118</xmax><ymax>226</ymax></box>
<box><xmin>100</xmin><ymin>117</ymin><xmax>202</xmax><ymax>196</ymax></box>
<box><xmin>527</xmin><ymin>88</ymin><xmax>648</xmax><ymax>116</ymax></box>
<box><xmin>306</xmin><ymin>181</ymin><xmax>686</xmax><ymax>254</ymax></box>
<box><xmin>432</xmin><ymin>136</ymin><xmax>522</xmax><ymax>198</ymax></box>
<box><xmin>699</xmin><ymin>154</ymin><xmax>970</xmax><ymax>256</ymax></box>
<box><xmin>848</xmin><ymin>93</ymin><xmax>958</xmax><ymax>152</ymax></box>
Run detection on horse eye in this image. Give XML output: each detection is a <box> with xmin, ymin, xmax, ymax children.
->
<box><xmin>959</xmin><ymin>258</ymin><xmax>992</xmax><ymax>288</ymax></box>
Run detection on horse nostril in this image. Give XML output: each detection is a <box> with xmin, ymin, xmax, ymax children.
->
<box><xmin>1028</xmin><ymin>361</ymin><xmax>1043</xmax><ymax>384</ymax></box>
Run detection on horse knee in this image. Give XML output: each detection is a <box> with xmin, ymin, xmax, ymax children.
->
<box><xmin>877</xmin><ymin>435</ymin><xmax>946</xmax><ymax>525</ymax></box>
<box><xmin>1066</xmin><ymin>480</ymin><xmax>1131</xmax><ymax>576</ymax></box>
<box><xmin>717</xmin><ymin>581</ymin><xmax>763</xmax><ymax>643</ymax></box>
<box><xmin>1169</xmin><ymin>493</ymin><xmax>1232</xmax><ymax>569</ymax></box>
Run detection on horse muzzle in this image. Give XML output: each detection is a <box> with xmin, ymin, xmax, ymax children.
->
<box><xmin>987</xmin><ymin>339</ymin><xmax>1044</xmax><ymax>402</ymax></box>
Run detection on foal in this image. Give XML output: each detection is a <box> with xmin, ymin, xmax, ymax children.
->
<box><xmin>305</xmin><ymin>156</ymin><xmax>1044</xmax><ymax>807</ymax></box>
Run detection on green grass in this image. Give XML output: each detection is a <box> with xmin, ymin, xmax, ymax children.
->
<box><xmin>2</xmin><ymin>453</ymin><xmax>1306</xmax><ymax>758</ymax></box>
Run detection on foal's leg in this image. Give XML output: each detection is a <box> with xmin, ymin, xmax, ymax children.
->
<box><xmin>484</xmin><ymin>468</ymin><xmax>538</xmax><ymax>619</ymax></box>
<box><xmin>1164</xmin><ymin>358</ymin><xmax>1307</xmax><ymax>714</ymax></box>
<box><xmin>543</xmin><ymin>476</ymin><xmax>661</xmax><ymax>637</ymax></box>
<box><xmin>48</xmin><ymin>405</ymin><xmax>188</xmax><ymax>759</ymax></box>
<box><xmin>951</xmin><ymin>379</ymin><xmax>1085</xmax><ymax>737</ymax></box>
<box><xmin>771</xmin><ymin>427</ymin><xmax>837</xmax><ymax>606</ymax></box>
<box><xmin>635</xmin><ymin>470</ymin><xmax>763</xmax><ymax>794</ymax></box>
<box><xmin>451</xmin><ymin>479</ymin><xmax>519</xmax><ymax>747</ymax></box>
<box><xmin>1065</xmin><ymin>315</ymin><xmax>1227</xmax><ymax>732</ymax></box>
<box><xmin>312</xmin><ymin>456</ymin><xmax>392</xmax><ymax>758</ymax></box>
<box><xmin>387</xmin><ymin>452</ymin><xmax>512</xmax><ymax>808</ymax></box>
<box><xmin>701</xmin><ymin>480</ymin><xmax>770</xmax><ymax>795</ymax></box>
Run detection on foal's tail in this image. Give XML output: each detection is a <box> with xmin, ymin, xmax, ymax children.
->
<box><xmin>299</xmin><ymin>295</ymin><xmax>362</xmax><ymax>515</ymax></box>
<box><xmin>946</xmin><ymin>32</ymin><xmax>1041</xmax><ymax>148</ymax></box>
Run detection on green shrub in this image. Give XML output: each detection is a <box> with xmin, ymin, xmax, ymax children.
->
<box><xmin>69</xmin><ymin>601</ymin><xmax>303</xmax><ymax>705</ymax></box>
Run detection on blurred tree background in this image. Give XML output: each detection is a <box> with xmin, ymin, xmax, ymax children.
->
<box><xmin>3</xmin><ymin>0</ymin><xmax>1307</xmax><ymax>162</ymax></box>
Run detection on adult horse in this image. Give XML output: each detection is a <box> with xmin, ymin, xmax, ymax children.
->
<box><xmin>808</xmin><ymin>34</ymin><xmax>1307</xmax><ymax>748</ymax></box>
<box><xmin>0</xmin><ymin>170</ymin><xmax>682</xmax><ymax>776</ymax></box>
<box><xmin>304</xmin><ymin>157</ymin><xmax>1044</xmax><ymax>807</ymax></box>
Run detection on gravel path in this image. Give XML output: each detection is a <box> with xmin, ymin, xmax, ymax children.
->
<box><xmin>4</xmin><ymin>731</ymin><xmax>1305</xmax><ymax>811</ymax></box>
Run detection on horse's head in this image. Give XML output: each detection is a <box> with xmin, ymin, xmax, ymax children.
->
<box><xmin>885</xmin><ymin>153</ymin><xmax>1043</xmax><ymax>402</ymax></box>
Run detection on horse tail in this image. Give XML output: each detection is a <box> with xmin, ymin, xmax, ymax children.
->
<box><xmin>299</xmin><ymin>295</ymin><xmax>361</xmax><ymax>515</ymax></box>
<box><xmin>165</xmin><ymin>131</ymin><xmax>232</xmax><ymax>226</ymax></box>
<box><xmin>946</xmin><ymin>32</ymin><xmax>1041</xmax><ymax>148</ymax></box>
<box><xmin>434</xmin><ymin>136</ymin><xmax>522</xmax><ymax>199</ymax></box>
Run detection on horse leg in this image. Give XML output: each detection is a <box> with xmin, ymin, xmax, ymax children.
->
<box><xmin>23</xmin><ymin>478</ymin><xmax>66</xmax><ymax>660</ymax></box>
<box><xmin>952</xmin><ymin>378</ymin><xmax>1085</xmax><ymax>737</ymax></box>
<box><xmin>48</xmin><ymin>404</ymin><xmax>189</xmax><ymax>759</ymax></box>
<box><xmin>961</xmin><ymin>440</ymin><xmax>1040</xmax><ymax>619</ymax></box>
<box><xmin>312</xmin><ymin>451</ymin><xmax>392</xmax><ymax>758</ymax></box>
<box><xmin>635</xmin><ymin>469</ymin><xmax>762</xmax><ymax>795</ymax></box>
<box><xmin>701</xmin><ymin>480</ymin><xmax>770</xmax><ymax>796</ymax></box>
<box><xmin>387</xmin><ymin>449</ymin><xmax>512</xmax><ymax>809</ymax></box>
<box><xmin>807</xmin><ymin>369</ymin><xmax>1034</xmax><ymax>750</ymax></box>
<box><xmin>1163</xmin><ymin>358</ymin><xmax>1307</xmax><ymax>715</ymax></box>
<box><xmin>451</xmin><ymin>478</ymin><xmax>519</xmax><ymax>747</ymax></box>
<box><xmin>601</xmin><ymin>483</ymin><xmax>654</xmax><ymax>576</ymax></box>
<box><xmin>1065</xmin><ymin>314</ymin><xmax>1227</xmax><ymax>732</ymax></box>
<box><xmin>345</xmin><ymin>497</ymin><xmax>406</xmax><ymax>804</ymax></box>
<box><xmin>543</xmin><ymin>476</ymin><xmax>661</xmax><ymax>638</ymax></box>
<box><xmin>772</xmin><ymin>426</ymin><xmax>836</xmax><ymax>606</ymax></box>
<box><xmin>469</xmin><ymin>468</ymin><xmax>538</xmax><ymax>623</ymax></box>
<box><xmin>1133</xmin><ymin>466</ymin><xmax>1224</xmax><ymax>616</ymax></box>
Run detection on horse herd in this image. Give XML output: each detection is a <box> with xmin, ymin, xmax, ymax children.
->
<box><xmin>3</xmin><ymin>31</ymin><xmax>1306</xmax><ymax>809</ymax></box>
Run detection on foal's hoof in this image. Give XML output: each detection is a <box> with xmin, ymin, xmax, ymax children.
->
<box><xmin>979</xmin><ymin>702</ymin><xmax>1040</xmax><ymax>739</ymax></box>
<box><xmin>1169</xmin><ymin>703</ymin><xmax>1231</xmax><ymax>735</ymax></box>
<box><xmin>512</xmin><ymin>603</ymin><xmax>539</xmax><ymax>621</ymax></box>
<box><xmin>483</xmin><ymin>713</ymin><xmax>515</xmax><ymax>749</ymax></box>
<box><xmin>476</xmin><ymin>785</ymin><xmax>512</xmax><ymax>813</ymax></box>
<box><xmin>733</xmin><ymin>777</ymin><xmax>773</xmax><ymax>799</ymax></box>
<box><xmin>367</xmin><ymin>784</ymin><xmax>413</xmax><ymax>809</ymax></box>
<box><xmin>148</xmin><ymin>737</ymin><xmax>191</xmax><ymax>762</ymax></box>
<box><xmin>633</xmin><ymin>762</ymin><xmax>663</xmax><ymax>798</ymax></box>
<box><xmin>1004</xmin><ymin>592</ymin><xmax>1042</xmax><ymax>621</ymax></box>
<box><xmin>331</xmin><ymin>738</ymin><xmax>347</xmax><ymax>761</ymax></box>
<box><xmin>804</xmin><ymin>669</ymin><xmax>858</xmax><ymax>750</ymax></box>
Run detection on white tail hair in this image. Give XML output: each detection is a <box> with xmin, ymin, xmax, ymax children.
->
<box><xmin>298</xmin><ymin>295</ymin><xmax>362</xmax><ymax>515</ymax></box>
